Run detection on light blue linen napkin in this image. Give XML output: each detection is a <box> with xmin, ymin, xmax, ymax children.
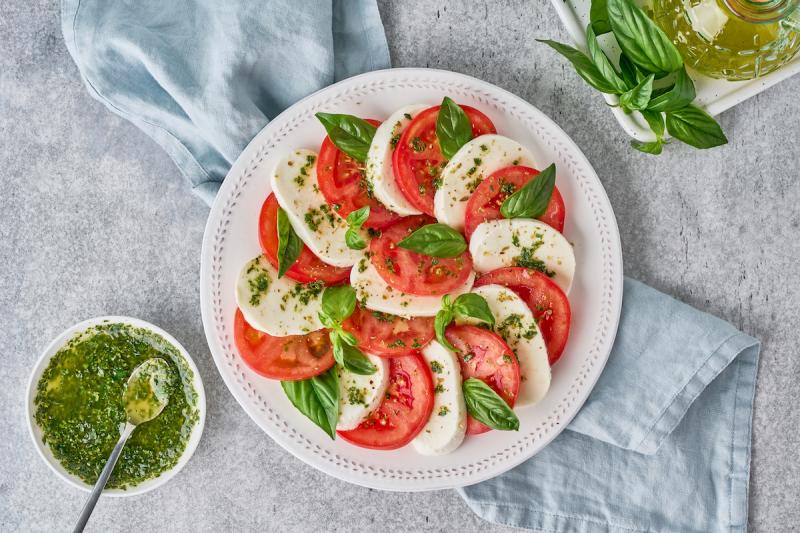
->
<box><xmin>61</xmin><ymin>3</ymin><xmax>760</xmax><ymax>531</ymax></box>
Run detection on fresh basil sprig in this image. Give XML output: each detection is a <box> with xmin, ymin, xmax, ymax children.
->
<box><xmin>276</xmin><ymin>207</ymin><xmax>303</xmax><ymax>278</ymax></box>
<box><xmin>619</xmin><ymin>74</ymin><xmax>654</xmax><ymax>112</ymax></box>
<box><xmin>315</xmin><ymin>113</ymin><xmax>376</xmax><ymax>162</ymax></box>
<box><xmin>463</xmin><ymin>378</ymin><xmax>519</xmax><ymax>431</ymax></box>
<box><xmin>397</xmin><ymin>223</ymin><xmax>467</xmax><ymax>258</ymax></box>
<box><xmin>647</xmin><ymin>67</ymin><xmax>696</xmax><ymax>112</ymax></box>
<box><xmin>435</xmin><ymin>293</ymin><xmax>495</xmax><ymax>351</ymax></box>
<box><xmin>319</xmin><ymin>286</ymin><xmax>376</xmax><ymax>375</ymax></box>
<box><xmin>436</xmin><ymin>97</ymin><xmax>473</xmax><ymax>160</ymax></box>
<box><xmin>345</xmin><ymin>206</ymin><xmax>369</xmax><ymax>250</ymax></box>
<box><xmin>606</xmin><ymin>0</ymin><xmax>683</xmax><ymax>76</ymax></box>
<box><xmin>500</xmin><ymin>163</ymin><xmax>556</xmax><ymax>219</ymax></box>
<box><xmin>665</xmin><ymin>105</ymin><xmax>728</xmax><ymax>149</ymax></box>
<box><xmin>281</xmin><ymin>367</ymin><xmax>340</xmax><ymax>439</ymax></box>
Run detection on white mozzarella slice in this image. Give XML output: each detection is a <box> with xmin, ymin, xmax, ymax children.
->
<box><xmin>434</xmin><ymin>135</ymin><xmax>536</xmax><ymax>231</ymax></box>
<box><xmin>469</xmin><ymin>219</ymin><xmax>575</xmax><ymax>293</ymax></box>
<box><xmin>366</xmin><ymin>104</ymin><xmax>428</xmax><ymax>216</ymax></box>
<box><xmin>235</xmin><ymin>255</ymin><xmax>324</xmax><ymax>336</ymax></box>
<box><xmin>459</xmin><ymin>285</ymin><xmax>551</xmax><ymax>406</ymax></box>
<box><xmin>411</xmin><ymin>341</ymin><xmax>467</xmax><ymax>455</ymax></box>
<box><xmin>349</xmin><ymin>254</ymin><xmax>475</xmax><ymax>318</ymax></box>
<box><xmin>337</xmin><ymin>354</ymin><xmax>390</xmax><ymax>431</ymax></box>
<box><xmin>270</xmin><ymin>149</ymin><xmax>362</xmax><ymax>267</ymax></box>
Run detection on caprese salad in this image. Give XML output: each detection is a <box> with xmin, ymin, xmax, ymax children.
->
<box><xmin>233</xmin><ymin>97</ymin><xmax>574</xmax><ymax>455</ymax></box>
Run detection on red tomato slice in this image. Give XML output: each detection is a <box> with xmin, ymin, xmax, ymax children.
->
<box><xmin>259</xmin><ymin>194</ymin><xmax>351</xmax><ymax>284</ymax></box>
<box><xmin>475</xmin><ymin>267</ymin><xmax>571</xmax><ymax>365</ymax></box>
<box><xmin>445</xmin><ymin>325</ymin><xmax>520</xmax><ymax>435</ymax></box>
<box><xmin>369</xmin><ymin>215</ymin><xmax>473</xmax><ymax>296</ymax></box>
<box><xmin>464</xmin><ymin>165</ymin><xmax>566</xmax><ymax>239</ymax></box>
<box><xmin>316</xmin><ymin>118</ymin><xmax>401</xmax><ymax>230</ymax></box>
<box><xmin>392</xmin><ymin>105</ymin><xmax>497</xmax><ymax>216</ymax></box>
<box><xmin>233</xmin><ymin>309</ymin><xmax>335</xmax><ymax>380</ymax></box>
<box><xmin>343</xmin><ymin>306</ymin><xmax>435</xmax><ymax>357</ymax></box>
<box><xmin>338</xmin><ymin>353</ymin><xmax>434</xmax><ymax>449</ymax></box>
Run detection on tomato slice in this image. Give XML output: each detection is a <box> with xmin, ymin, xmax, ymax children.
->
<box><xmin>338</xmin><ymin>353</ymin><xmax>434</xmax><ymax>449</ymax></box>
<box><xmin>343</xmin><ymin>306</ymin><xmax>435</xmax><ymax>357</ymax></box>
<box><xmin>369</xmin><ymin>215</ymin><xmax>473</xmax><ymax>296</ymax></box>
<box><xmin>316</xmin><ymin>118</ymin><xmax>401</xmax><ymax>230</ymax></box>
<box><xmin>475</xmin><ymin>267</ymin><xmax>571</xmax><ymax>365</ymax></box>
<box><xmin>259</xmin><ymin>194</ymin><xmax>351</xmax><ymax>284</ymax></box>
<box><xmin>392</xmin><ymin>105</ymin><xmax>497</xmax><ymax>216</ymax></box>
<box><xmin>233</xmin><ymin>309</ymin><xmax>335</xmax><ymax>380</ymax></box>
<box><xmin>463</xmin><ymin>165</ymin><xmax>566</xmax><ymax>239</ymax></box>
<box><xmin>444</xmin><ymin>325</ymin><xmax>520</xmax><ymax>435</ymax></box>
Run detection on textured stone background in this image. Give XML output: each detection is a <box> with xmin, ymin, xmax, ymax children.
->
<box><xmin>2</xmin><ymin>1</ymin><xmax>798</xmax><ymax>531</ymax></box>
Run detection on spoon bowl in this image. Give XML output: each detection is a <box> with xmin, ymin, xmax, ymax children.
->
<box><xmin>123</xmin><ymin>358</ymin><xmax>173</xmax><ymax>425</ymax></box>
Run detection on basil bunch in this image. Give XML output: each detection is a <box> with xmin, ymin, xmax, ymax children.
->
<box><xmin>435</xmin><ymin>293</ymin><xmax>495</xmax><ymax>351</ymax></box>
<box><xmin>540</xmin><ymin>0</ymin><xmax>727</xmax><ymax>154</ymax></box>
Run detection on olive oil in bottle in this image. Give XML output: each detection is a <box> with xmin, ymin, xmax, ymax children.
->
<box><xmin>652</xmin><ymin>0</ymin><xmax>800</xmax><ymax>80</ymax></box>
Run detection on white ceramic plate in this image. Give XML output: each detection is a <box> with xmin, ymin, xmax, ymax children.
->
<box><xmin>550</xmin><ymin>0</ymin><xmax>800</xmax><ymax>141</ymax></box>
<box><xmin>26</xmin><ymin>316</ymin><xmax>206</xmax><ymax>496</ymax></box>
<box><xmin>200</xmin><ymin>68</ymin><xmax>623</xmax><ymax>491</ymax></box>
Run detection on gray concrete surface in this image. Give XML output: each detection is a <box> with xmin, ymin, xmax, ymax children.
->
<box><xmin>1</xmin><ymin>1</ymin><xmax>798</xmax><ymax>531</ymax></box>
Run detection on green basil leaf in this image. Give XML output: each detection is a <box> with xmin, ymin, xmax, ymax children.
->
<box><xmin>665</xmin><ymin>105</ymin><xmax>728</xmax><ymax>149</ymax></box>
<box><xmin>631</xmin><ymin>140</ymin><xmax>664</xmax><ymax>155</ymax></box>
<box><xmin>345</xmin><ymin>229</ymin><xmax>366</xmax><ymax>250</ymax></box>
<box><xmin>315</xmin><ymin>113</ymin><xmax>376</xmax><ymax>162</ymax></box>
<box><xmin>618</xmin><ymin>54</ymin><xmax>640</xmax><ymax>88</ymax></box>
<box><xmin>436</xmin><ymin>97</ymin><xmax>473</xmax><ymax>160</ymax></box>
<box><xmin>500</xmin><ymin>163</ymin><xmax>556</xmax><ymax>219</ymax></box>
<box><xmin>281</xmin><ymin>370</ymin><xmax>339</xmax><ymax>439</ymax></box>
<box><xmin>276</xmin><ymin>207</ymin><xmax>303</xmax><ymax>278</ymax></box>
<box><xmin>587</xmin><ymin>26</ymin><xmax>628</xmax><ymax>94</ymax></box>
<box><xmin>537</xmin><ymin>40</ymin><xmax>626</xmax><ymax>95</ymax></box>
<box><xmin>619</xmin><ymin>73</ymin><xmax>654</xmax><ymax>111</ymax></box>
<box><xmin>397</xmin><ymin>223</ymin><xmax>467</xmax><ymax>258</ymax></box>
<box><xmin>647</xmin><ymin>67</ymin><xmax>696</xmax><ymax>112</ymax></box>
<box><xmin>463</xmin><ymin>378</ymin><xmax>520</xmax><ymax>431</ymax></box>
<box><xmin>590</xmin><ymin>0</ymin><xmax>611</xmax><ymax>35</ymax></box>
<box><xmin>318</xmin><ymin>311</ymin><xmax>338</xmax><ymax>330</ymax></box>
<box><xmin>640</xmin><ymin>109</ymin><xmax>665</xmax><ymax>139</ymax></box>
<box><xmin>607</xmin><ymin>0</ymin><xmax>683</xmax><ymax>75</ymax></box>
<box><xmin>434</xmin><ymin>307</ymin><xmax>456</xmax><ymax>352</ymax></box>
<box><xmin>453</xmin><ymin>293</ymin><xmax>495</xmax><ymax>325</ymax></box>
<box><xmin>321</xmin><ymin>285</ymin><xmax>357</xmax><ymax>323</ymax></box>
<box><xmin>339</xmin><ymin>343</ymin><xmax>377</xmax><ymax>375</ymax></box>
<box><xmin>346</xmin><ymin>206</ymin><xmax>370</xmax><ymax>228</ymax></box>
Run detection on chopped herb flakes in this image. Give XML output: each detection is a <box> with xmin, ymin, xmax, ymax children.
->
<box><xmin>430</xmin><ymin>360</ymin><xmax>444</xmax><ymax>373</ymax></box>
<box><xmin>438</xmin><ymin>406</ymin><xmax>450</xmax><ymax>416</ymax></box>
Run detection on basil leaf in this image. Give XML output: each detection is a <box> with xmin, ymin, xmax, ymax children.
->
<box><xmin>345</xmin><ymin>229</ymin><xmax>366</xmax><ymax>250</ymax></box>
<box><xmin>618</xmin><ymin>53</ymin><xmax>640</xmax><ymax>88</ymax></box>
<box><xmin>666</xmin><ymin>105</ymin><xmax>728</xmax><ymax>149</ymax></box>
<box><xmin>647</xmin><ymin>67</ymin><xmax>696</xmax><ymax>112</ymax></box>
<box><xmin>453</xmin><ymin>293</ymin><xmax>495</xmax><ymax>325</ymax></box>
<box><xmin>434</xmin><ymin>306</ymin><xmax>457</xmax><ymax>352</ymax></box>
<box><xmin>315</xmin><ymin>113</ymin><xmax>376</xmax><ymax>162</ymax></box>
<box><xmin>537</xmin><ymin>40</ymin><xmax>626</xmax><ymax>95</ymax></box>
<box><xmin>321</xmin><ymin>285</ymin><xmax>356</xmax><ymax>323</ymax></box>
<box><xmin>640</xmin><ymin>109</ymin><xmax>665</xmax><ymax>139</ymax></box>
<box><xmin>397</xmin><ymin>223</ymin><xmax>467</xmax><ymax>258</ymax></box>
<box><xmin>281</xmin><ymin>370</ymin><xmax>339</xmax><ymax>439</ymax></box>
<box><xmin>339</xmin><ymin>343</ymin><xmax>377</xmax><ymax>375</ymax></box>
<box><xmin>500</xmin><ymin>163</ymin><xmax>556</xmax><ymax>219</ymax></box>
<box><xmin>586</xmin><ymin>25</ymin><xmax>628</xmax><ymax>94</ymax></box>
<box><xmin>590</xmin><ymin>0</ymin><xmax>611</xmax><ymax>35</ymax></box>
<box><xmin>631</xmin><ymin>140</ymin><xmax>664</xmax><ymax>155</ymax></box>
<box><xmin>346</xmin><ymin>206</ymin><xmax>370</xmax><ymax>228</ymax></box>
<box><xmin>619</xmin><ymin>73</ymin><xmax>654</xmax><ymax>111</ymax></box>
<box><xmin>463</xmin><ymin>378</ymin><xmax>520</xmax><ymax>431</ymax></box>
<box><xmin>436</xmin><ymin>97</ymin><xmax>473</xmax><ymax>160</ymax></box>
<box><xmin>276</xmin><ymin>207</ymin><xmax>303</xmax><ymax>278</ymax></box>
<box><xmin>607</xmin><ymin>0</ymin><xmax>683</xmax><ymax>76</ymax></box>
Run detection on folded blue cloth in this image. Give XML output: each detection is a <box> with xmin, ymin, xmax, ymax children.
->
<box><xmin>61</xmin><ymin>3</ymin><xmax>760</xmax><ymax>531</ymax></box>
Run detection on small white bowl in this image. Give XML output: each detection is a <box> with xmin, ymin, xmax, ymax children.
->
<box><xmin>26</xmin><ymin>316</ymin><xmax>206</xmax><ymax>496</ymax></box>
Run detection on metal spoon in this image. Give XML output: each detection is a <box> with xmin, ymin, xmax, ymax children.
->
<box><xmin>73</xmin><ymin>358</ymin><xmax>172</xmax><ymax>533</ymax></box>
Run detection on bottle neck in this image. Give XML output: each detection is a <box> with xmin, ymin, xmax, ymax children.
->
<box><xmin>723</xmin><ymin>0</ymin><xmax>799</xmax><ymax>23</ymax></box>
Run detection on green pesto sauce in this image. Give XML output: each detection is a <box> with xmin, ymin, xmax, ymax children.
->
<box><xmin>34</xmin><ymin>323</ymin><xmax>198</xmax><ymax>489</ymax></box>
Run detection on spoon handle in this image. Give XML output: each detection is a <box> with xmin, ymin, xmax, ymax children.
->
<box><xmin>73</xmin><ymin>422</ymin><xmax>136</xmax><ymax>533</ymax></box>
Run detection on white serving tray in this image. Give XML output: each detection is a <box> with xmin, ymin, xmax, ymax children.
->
<box><xmin>550</xmin><ymin>0</ymin><xmax>800</xmax><ymax>141</ymax></box>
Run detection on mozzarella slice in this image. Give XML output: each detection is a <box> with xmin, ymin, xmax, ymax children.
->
<box><xmin>270</xmin><ymin>149</ymin><xmax>362</xmax><ymax>267</ymax></box>
<box><xmin>337</xmin><ymin>354</ymin><xmax>390</xmax><ymax>431</ymax></box>
<box><xmin>459</xmin><ymin>285</ymin><xmax>551</xmax><ymax>406</ymax></box>
<box><xmin>469</xmin><ymin>219</ymin><xmax>575</xmax><ymax>293</ymax></box>
<box><xmin>350</xmin><ymin>254</ymin><xmax>475</xmax><ymax>318</ymax></box>
<box><xmin>412</xmin><ymin>341</ymin><xmax>467</xmax><ymax>455</ymax></box>
<box><xmin>366</xmin><ymin>104</ymin><xmax>428</xmax><ymax>216</ymax></box>
<box><xmin>235</xmin><ymin>255</ymin><xmax>324</xmax><ymax>336</ymax></box>
<box><xmin>434</xmin><ymin>135</ymin><xmax>536</xmax><ymax>231</ymax></box>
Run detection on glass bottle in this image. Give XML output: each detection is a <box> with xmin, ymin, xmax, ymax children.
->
<box><xmin>651</xmin><ymin>0</ymin><xmax>800</xmax><ymax>80</ymax></box>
